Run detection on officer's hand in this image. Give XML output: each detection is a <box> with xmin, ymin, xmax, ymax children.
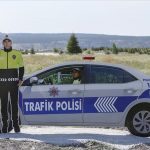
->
<box><xmin>18</xmin><ymin>80</ymin><xmax>23</xmax><ymax>87</ymax></box>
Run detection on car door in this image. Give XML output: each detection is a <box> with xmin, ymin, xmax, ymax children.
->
<box><xmin>19</xmin><ymin>65</ymin><xmax>85</xmax><ymax>125</ymax></box>
<box><xmin>83</xmin><ymin>65</ymin><xmax>143</xmax><ymax>124</ymax></box>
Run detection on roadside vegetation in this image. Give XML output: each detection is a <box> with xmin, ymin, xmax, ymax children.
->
<box><xmin>23</xmin><ymin>53</ymin><xmax>150</xmax><ymax>75</ymax></box>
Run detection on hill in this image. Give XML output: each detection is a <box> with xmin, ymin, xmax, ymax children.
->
<box><xmin>0</xmin><ymin>33</ymin><xmax>150</xmax><ymax>50</ymax></box>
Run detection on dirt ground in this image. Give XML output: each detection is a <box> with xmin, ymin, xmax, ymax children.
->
<box><xmin>0</xmin><ymin>139</ymin><xmax>149</xmax><ymax>150</ymax></box>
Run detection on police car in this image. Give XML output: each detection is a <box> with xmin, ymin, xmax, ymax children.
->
<box><xmin>18</xmin><ymin>61</ymin><xmax>150</xmax><ymax>137</ymax></box>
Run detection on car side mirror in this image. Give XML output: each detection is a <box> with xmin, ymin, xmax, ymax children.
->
<box><xmin>30</xmin><ymin>77</ymin><xmax>38</xmax><ymax>85</ymax></box>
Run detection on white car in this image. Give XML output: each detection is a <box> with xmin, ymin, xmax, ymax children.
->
<box><xmin>17</xmin><ymin>62</ymin><xmax>150</xmax><ymax>137</ymax></box>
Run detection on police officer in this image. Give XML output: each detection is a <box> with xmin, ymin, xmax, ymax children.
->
<box><xmin>0</xmin><ymin>35</ymin><xmax>24</xmax><ymax>133</ymax></box>
<box><xmin>72</xmin><ymin>68</ymin><xmax>81</xmax><ymax>84</ymax></box>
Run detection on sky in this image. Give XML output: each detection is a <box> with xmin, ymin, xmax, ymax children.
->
<box><xmin>0</xmin><ymin>0</ymin><xmax>150</xmax><ymax>36</ymax></box>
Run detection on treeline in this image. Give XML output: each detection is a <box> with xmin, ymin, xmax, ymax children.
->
<box><xmin>66</xmin><ymin>34</ymin><xmax>150</xmax><ymax>55</ymax></box>
<box><xmin>21</xmin><ymin>33</ymin><xmax>150</xmax><ymax>55</ymax></box>
<box><xmin>21</xmin><ymin>47</ymin><xmax>36</xmax><ymax>54</ymax></box>
<box><xmin>90</xmin><ymin>44</ymin><xmax>150</xmax><ymax>55</ymax></box>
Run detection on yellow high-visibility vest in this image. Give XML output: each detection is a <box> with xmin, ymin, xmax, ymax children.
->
<box><xmin>0</xmin><ymin>49</ymin><xmax>24</xmax><ymax>69</ymax></box>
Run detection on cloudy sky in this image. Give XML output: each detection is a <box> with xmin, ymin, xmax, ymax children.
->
<box><xmin>0</xmin><ymin>0</ymin><xmax>150</xmax><ymax>36</ymax></box>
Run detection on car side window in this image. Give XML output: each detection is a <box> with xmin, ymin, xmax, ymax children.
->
<box><xmin>123</xmin><ymin>71</ymin><xmax>137</xmax><ymax>83</ymax></box>
<box><xmin>36</xmin><ymin>66</ymin><xmax>84</xmax><ymax>85</ymax></box>
<box><xmin>90</xmin><ymin>66</ymin><xmax>137</xmax><ymax>84</ymax></box>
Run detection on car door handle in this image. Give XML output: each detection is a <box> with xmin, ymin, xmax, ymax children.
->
<box><xmin>124</xmin><ymin>89</ymin><xmax>137</xmax><ymax>94</ymax></box>
<box><xmin>68</xmin><ymin>89</ymin><xmax>81</xmax><ymax>95</ymax></box>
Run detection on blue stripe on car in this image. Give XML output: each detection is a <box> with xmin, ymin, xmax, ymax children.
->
<box><xmin>19</xmin><ymin>89</ymin><xmax>150</xmax><ymax>115</ymax></box>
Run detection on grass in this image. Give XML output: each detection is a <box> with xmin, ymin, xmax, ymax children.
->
<box><xmin>23</xmin><ymin>53</ymin><xmax>150</xmax><ymax>75</ymax></box>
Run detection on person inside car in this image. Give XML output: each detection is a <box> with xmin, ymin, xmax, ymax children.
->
<box><xmin>72</xmin><ymin>68</ymin><xmax>81</xmax><ymax>84</ymax></box>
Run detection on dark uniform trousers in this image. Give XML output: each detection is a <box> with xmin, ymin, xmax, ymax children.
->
<box><xmin>0</xmin><ymin>85</ymin><xmax>19</xmax><ymax>128</ymax></box>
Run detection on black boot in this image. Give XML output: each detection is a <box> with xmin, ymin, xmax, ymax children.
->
<box><xmin>8</xmin><ymin>120</ymin><xmax>13</xmax><ymax>133</ymax></box>
<box><xmin>14</xmin><ymin>125</ymin><xmax>20</xmax><ymax>133</ymax></box>
<box><xmin>2</xmin><ymin>124</ymin><xmax>8</xmax><ymax>133</ymax></box>
<box><xmin>13</xmin><ymin>120</ymin><xmax>20</xmax><ymax>133</ymax></box>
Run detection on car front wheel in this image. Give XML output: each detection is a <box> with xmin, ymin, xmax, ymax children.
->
<box><xmin>126</xmin><ymin>105</ymin><xmax>150</xmax><ymax>137</ymax></box>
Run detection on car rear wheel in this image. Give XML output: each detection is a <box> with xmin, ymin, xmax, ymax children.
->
<box><xmin>126</xmin><ymin>105</ymin><xmax>150</xmax><ymax>137</ymax></box>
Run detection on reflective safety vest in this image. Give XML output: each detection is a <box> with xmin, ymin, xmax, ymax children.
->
<box><xmin>73</xmin><ymin>79</ymin><xmax>81</xmax><ymax>84</ymax></box>
<box><xmin>0</xmin><ymin>49</ymin><xmax>24</xmax><ymax>86</ymax></box>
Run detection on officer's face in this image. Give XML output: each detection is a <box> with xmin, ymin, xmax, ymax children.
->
<box><xmin>3</xmin><ymin>40</ymin><xmax>12</xmax><ymax>49</ymax></box>
<box><xmin>72</xmin><ymin>70</ymin><xmax>80</xmax><ymax>78</ymax></box>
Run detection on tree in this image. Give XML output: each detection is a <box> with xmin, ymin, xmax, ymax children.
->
<box><xmin>112</xmin><ymin>43</ymin><xmax>118</xmax><ymax>54</ymax></box>
<box><xmin>24</xmin><ymin>49</ymin><xmax>29</xmax><ymax>55</ymax></box>
<box><xmin>67</xmin><ymin>33</ymin><xmax>82</xmax><ymax>54</ymax></box>
<box><xmin>30</xmin><ymin>47</ymin><xmax>35</xmax><ymax>54</ymax></box>
<box><xmin>53</xmin><ymin>48</ymin><xmax>59</xmax><ymax>53</ymax></box>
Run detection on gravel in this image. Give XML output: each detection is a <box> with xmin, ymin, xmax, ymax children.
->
<box><xmin>0</xmin><ymin>139</ymin><xmax>119</xmax><ymax>150</ymax></box>
<box><xmin>0</xmin><ymin>139</ymin><xmax>150</xmax><ymax>150</ymax></box>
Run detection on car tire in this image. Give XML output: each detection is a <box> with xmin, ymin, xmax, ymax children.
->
<box><xmin>126</xmin><ymin>105</ymin><xmax>150</xmax><ymax>137</ymax></box>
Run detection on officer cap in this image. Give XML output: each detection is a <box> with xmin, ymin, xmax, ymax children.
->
<box><xmin>72</xmin><ymin>68</ymin><xmax>81</xmax><ymax>72</ymax></box>
<box><xmin>3</xmin><ymin>35</ymin><xmax>12</xmax><ymax>42</ymax></box>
